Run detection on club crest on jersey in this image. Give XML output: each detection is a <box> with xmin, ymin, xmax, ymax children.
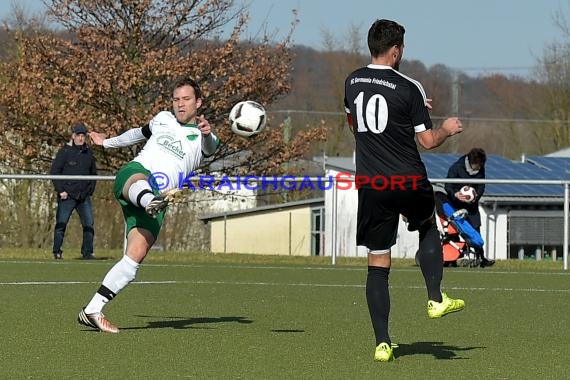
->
<box><xmin>186</xmin><ymin>134</ymin><xmax>199</xmax><ymax>141</ymax></box>
<box><xmin>157</xmin><ymin>135</ymin><xmax>185</xmax><ymax>159</ymax></box>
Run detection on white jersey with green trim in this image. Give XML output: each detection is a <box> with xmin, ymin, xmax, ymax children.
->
<box><xmin>133</xmin><ymin>111</ymin><xmax>212</xmax><ymax>193</ymax></box>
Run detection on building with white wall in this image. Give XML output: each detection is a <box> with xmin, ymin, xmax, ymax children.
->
<box><xmin>322</xmin><ymin>154</ymin><xmax>568</xmax><ymax>261</ymax></box>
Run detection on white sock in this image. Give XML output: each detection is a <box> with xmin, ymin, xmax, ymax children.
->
<box><xmin>84</xmin><ymin>293</ymin><xmax>109</xmax><ymax>314</ymax></box>
<box><xmin>84</xmin><ymin>255</ymin><xmax>140</xmax><ymax>314</ymax></box>
<box><xmin>128</xmin><ymin>179</ymin><xmax>155</xmax><ymax>208</ymax></box>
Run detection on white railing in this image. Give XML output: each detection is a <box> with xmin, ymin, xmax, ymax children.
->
<box><xmin>1</xmin><ymin>174</ymin><xmax>569</xmax><ymax>269</ymax></box>
<box><xmin>430</xmin><ymin>178</ymin><xmax>569</xmax><ymax>270</ymax></box>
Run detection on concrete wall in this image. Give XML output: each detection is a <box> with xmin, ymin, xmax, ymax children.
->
<box><xmin>481</xmin><ymin>207</ymin><xmax>508</xmax><ymax>260</ymax></box>
<box><xmin>210</xmin><ymin>206</ymin><xmax>312</xmax><ymax>256</ymax></box>
<box><xmin>324</xmin><ymin>169</ymin><xmax>360</xmax><ymax>257</ymax></box>
<box><xmin>324</xmin><ymin>168</ymin><xmax>420</xmax><ymax>258</ymax></box>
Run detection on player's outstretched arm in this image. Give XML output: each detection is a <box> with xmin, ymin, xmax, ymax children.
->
<box><xmin>100</xmin><ymin>128</ymin><xmax>148</xmax><ymax>149</ymax></box>
<box><xmin>199</xmin><ymin>115</ymin><xmax>220</xmax><ymax>156</ymax></box>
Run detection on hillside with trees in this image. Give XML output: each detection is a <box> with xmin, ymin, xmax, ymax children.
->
<box><xmin>272</xmin><ymin>46</ymin><xmax>562</xmax><ymax>160</ymax></box>
<box><xmin>2</xmin><ymin>2</ymin><xmax>569</xmax><ymax>166</ymax></box>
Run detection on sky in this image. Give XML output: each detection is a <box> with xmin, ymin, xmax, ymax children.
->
<box><xmin>2</xmin><ymin>0</ymin><xmax>568</xmax><ymax>76</ymax></box>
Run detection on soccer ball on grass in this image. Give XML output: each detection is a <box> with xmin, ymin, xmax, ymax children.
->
<box><xmin>229</xmin><ymin>100</ymin><xmax>266</xmax><ymax>137</ymax></box>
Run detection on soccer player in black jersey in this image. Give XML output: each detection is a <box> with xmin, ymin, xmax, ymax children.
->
<box><xmin>344</xmin><ymin>19</ymin><xmax>465</xmax><ymax>362</ymax></box>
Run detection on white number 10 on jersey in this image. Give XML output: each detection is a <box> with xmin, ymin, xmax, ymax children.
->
<box><xmin>354</xmin><ymin>92</ymin><xmax>388</xmax><ymax>134</ymax></box>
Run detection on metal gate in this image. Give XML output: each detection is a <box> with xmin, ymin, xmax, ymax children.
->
<box><xmin>509</xmin><ymin>210</ymin><xmax>565</xmax><ymax>259</ymax></box>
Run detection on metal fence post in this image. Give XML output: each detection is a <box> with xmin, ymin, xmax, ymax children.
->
<box><xmin>562</xmin><ymin>182</ymin><xmax>568</xmax><ymax>270</ymax></box>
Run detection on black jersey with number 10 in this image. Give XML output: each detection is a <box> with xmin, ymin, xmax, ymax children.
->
<box><xmin>344</xmin><ymin>64</ymin><xmax>433</xmax><ymax>189</ymax></box>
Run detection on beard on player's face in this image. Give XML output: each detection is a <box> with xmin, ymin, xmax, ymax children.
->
<box><xmin>172</xmin><ymin>85</ymin><xmax>200</xmax><ymax>124</ymax></box>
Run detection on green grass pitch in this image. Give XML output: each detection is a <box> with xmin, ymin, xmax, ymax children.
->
<box><xmin>1</xmin><ymin>252</ymin><xmax>569</xmax><ymax>379</ymax></box>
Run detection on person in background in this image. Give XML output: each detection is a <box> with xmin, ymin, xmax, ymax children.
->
<box><xmin>50</xmin><ymin>123</ymin><xmax>97</xmax><ymax>260</ymax></box>
<box><xmin>445</xmin><ymin>148</ymin><xmax>495</xmax><ymax>268</ymax></box>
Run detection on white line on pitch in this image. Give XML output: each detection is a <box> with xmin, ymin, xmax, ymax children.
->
<box><xmin>1</xmin><ymin>260</ymin><xmax>570</xmax><ymax>276</ymax></box>
<box><xmin>0</xmin><ymin>279</ymin><xmax>568</xmax><ymax>293</ymax></box>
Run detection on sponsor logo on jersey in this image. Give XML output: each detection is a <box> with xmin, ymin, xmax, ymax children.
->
<box><xmin>157</xmin><ymin>135</ymin><xmax>185</xmax><ymax>159</ymax></box>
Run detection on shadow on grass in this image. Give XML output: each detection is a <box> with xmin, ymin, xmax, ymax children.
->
<box><xmin>121</xmin><ymin>316</ymin><xmax>253</xmax><ymax>330</ymax></box>
<box><xmin>394</xmin><ymin>341</ymin><xmax>485</xmax><ymax>360</ymax></box>
<box><xmin>72</xmin><ymin>256</ymin><xmax>114</xmax><ymax>261</ymax></box>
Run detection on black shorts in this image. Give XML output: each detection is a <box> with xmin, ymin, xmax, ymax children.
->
<box><xmin>357</xmin><ymin>181</ymin><xmax>436</xmax><ymax>251</ymax></box>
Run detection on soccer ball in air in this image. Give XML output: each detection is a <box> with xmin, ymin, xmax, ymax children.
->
<box><xmin>229</xmin><ymin>100</ymin><xmax>266</xmax><ymax>137</ymax></box>
<box><xmin>459</xmin><ymin>186</ymin><xmax>477</xmax><ymax>202</ymax></box>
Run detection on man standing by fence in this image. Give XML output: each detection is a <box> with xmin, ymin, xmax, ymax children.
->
<box><xmin>50</xmin><ymin>123</ymin><xmax>97</xmax><ymax>260</ymax></box>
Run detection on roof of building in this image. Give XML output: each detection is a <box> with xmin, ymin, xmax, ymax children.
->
<box><xmin>323</xmin><ymin>153</ymin><xmax>569</xmax><ymax>198</ymax></box>
<box><xmin>545</xmin><ymin>148</ymin><xmax>570</xmax><ymax>157</ymax></box>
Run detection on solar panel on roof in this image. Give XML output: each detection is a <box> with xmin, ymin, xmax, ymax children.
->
<box><xmin>527</xmin><ymin>156</ymin><xmax>570</xmax><ymax>179</ymax></box>
<box><xmin>421</xmin><ymin>153</ymin><xmax>566</xmax><ymax>197</ymax></box>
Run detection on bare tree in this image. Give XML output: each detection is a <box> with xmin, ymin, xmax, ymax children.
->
<box><xmin>0</xmin><ymin>0</ymin><xmax>327</xmax><ymax>251</ymax></box>
<box><xmin>0</xmin><ymin>0</ymin><xmax>326</xmax><ymax>174</ymax></box>
<box><xmin>534</xmin><ymin>1</ymin><xmax>570</xmax><ymax>152</ymax></box>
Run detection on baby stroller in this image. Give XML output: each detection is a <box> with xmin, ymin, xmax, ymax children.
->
<box><xmin>434</xmin><ymin>191</ymin><xmax>484</xmax><ymax>268</ymax></box>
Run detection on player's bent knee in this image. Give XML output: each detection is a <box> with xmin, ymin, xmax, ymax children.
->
<box><xmin>368</xmin><ymin>250</ymin><xmax>392</xmax><ymax>267</ymax></box>
<box><xmin>419</xmin><ymin>244</ymin><xmax>440</xmax><ymax>258</ymax></box>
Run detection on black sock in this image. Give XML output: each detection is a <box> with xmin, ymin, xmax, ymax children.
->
<box><xmin>476</xmin><ymin>248</ymin><xmax>485</xmax><ymax>261</ymax></box>
<box><xmin>417</xmin><ymin>223</ymin><xmax>443</xmax><ymax>302</ymax></box>
<box><xmin>366</xmin><ymin>266</ymin><xmax>390</xmax><ymax>346</ymax></box>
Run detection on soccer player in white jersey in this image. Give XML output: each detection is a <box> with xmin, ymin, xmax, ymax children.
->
<box><xmin>344</xmin><ymin>19</ymin><xmax>465</xmax><ymax>362</ymax></box>
<box><xmin>78</xmin><ymin>77</ymin><xmax>219</xmax><ymax>333</ymax></box>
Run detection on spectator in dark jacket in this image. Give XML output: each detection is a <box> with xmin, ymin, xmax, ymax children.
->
<box><xmin>445</xmin><ymin>148</ymin><xmax>495</xmax><ymax>267</ymax></box>
<box><xmin>50</xmin><ymin>123</ymin><xmax>97</xmax><ymax>260</ymax></box>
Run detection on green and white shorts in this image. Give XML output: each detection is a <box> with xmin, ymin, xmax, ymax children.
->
<box><xmin>113</xmin><ymin>161</ymin><xmax>165</xmax><ymax>239</ymax></box>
